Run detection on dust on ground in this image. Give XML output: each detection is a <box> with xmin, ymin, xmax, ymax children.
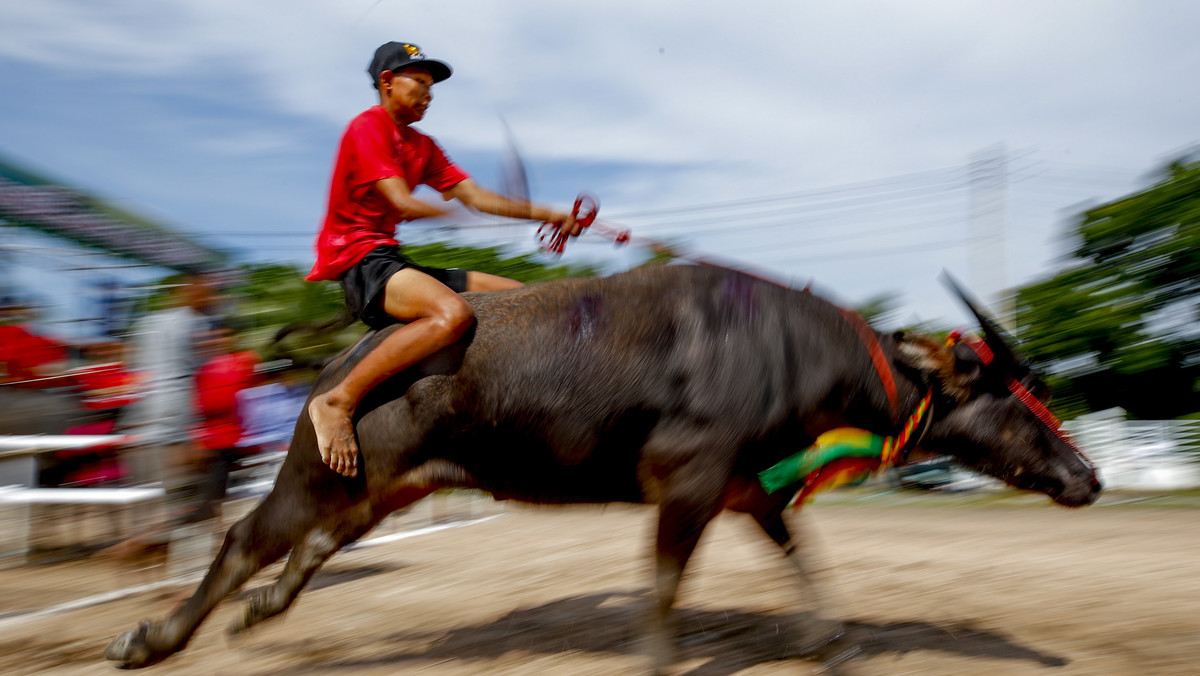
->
<box><xmin>1</xmin><ymin>491</ymin><xmax>1198</xmax><ymax>675</ymax></box>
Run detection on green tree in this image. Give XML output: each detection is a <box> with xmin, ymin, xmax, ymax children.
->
<box><xmin>1014</xmin><ymin>153</ymin><xmax>1200</xmax><ymax>419</ymax></box>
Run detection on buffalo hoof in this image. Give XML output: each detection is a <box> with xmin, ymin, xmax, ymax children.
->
<box><xmin>228</xmin><ymin>587</ymin><xmax>272</xmax><ymax>636</ymax></box>
<box><xmin>104</xmin><ymin>620</ymin><xmax>172</xmax><ymax>669</ymax></box>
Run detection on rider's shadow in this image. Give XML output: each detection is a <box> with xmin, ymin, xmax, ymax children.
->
<box><xmin>250</xmin><ymin>589</ymin><xmax>1068</xmax><ymax>675</ymax></box>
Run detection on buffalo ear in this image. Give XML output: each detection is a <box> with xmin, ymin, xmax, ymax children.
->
<box><xmin>947</xmin><ymin>341</ymin><xmax>985</xmax><ymax>389</ymax></box>
<box><xmin>893</xmin><ymin>331</ymin><xmax>947</xmax><ymax>372</ymax></box>
<box><xmin>894</xmin><ymin>331</ymin><xmax>976</xmax><ymax>402</ymax></box>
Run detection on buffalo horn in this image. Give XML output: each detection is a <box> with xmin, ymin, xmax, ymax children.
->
<box><xmin>940</xmin><ymin>271</ymin><xmax>1027</xmax><ymax>368</ymax></box>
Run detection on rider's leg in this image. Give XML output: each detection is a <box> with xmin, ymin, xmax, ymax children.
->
<box><xmin>308</xmin><ymin>268</ymin><xmax>474</xmax><ymax>477</ymax></box>
<box><xmin>465</xmin><ymin>271</ymin><xmax>523</xmax><ymax>292</ymax></box>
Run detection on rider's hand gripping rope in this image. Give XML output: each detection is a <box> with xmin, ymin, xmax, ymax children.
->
<box><xmin>537</xmin><ymin>193</ymin><xmax>610</xmax><ymax>255</ymax></box>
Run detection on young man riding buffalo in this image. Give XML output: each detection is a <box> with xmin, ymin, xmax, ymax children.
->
<box><xmin>305</xmin><ymin>42</ymin><xmax>581</xmax><ymax>477</ymax></box>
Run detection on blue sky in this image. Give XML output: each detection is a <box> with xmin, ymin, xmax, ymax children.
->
<box><xmin>1</xmin><ymin>0</ymin><xmax>1198</xmax><ymax>333</ymax></box>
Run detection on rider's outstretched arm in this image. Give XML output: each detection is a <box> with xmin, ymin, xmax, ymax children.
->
<box><xmin>443</xmin><ymin>179</ymin><xmax>581</xmax><ymax>235</ymax></box>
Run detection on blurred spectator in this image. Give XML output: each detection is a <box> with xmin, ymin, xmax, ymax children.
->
<box><xmin>0</xmin><ymin>297</ymin><xmax>68</xmax><ymax>388</ymax></box>
<box><xmin>118</xmin><ymin>274</ymin><xmax>217</xmax><ymax>482</ymax></box>
<box><xmin>190</xmin><ymin>324</ymin><xmax>259</xmax><ymax>522</ymax></box>
<box><xmin>106</xmin><ymin>274</ymin><xmax>218</xmax><ymax>558</ymax></box>
<box><xmin>40</xmin><ymin>339</ymin><xmax>140</xmax><ymax>487</ymax></box>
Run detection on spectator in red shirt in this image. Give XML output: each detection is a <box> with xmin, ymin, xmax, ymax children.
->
<box><xmin>41</xmin><ymin>340</ymin><xmax>140</xmax><ymax>487</ymax></box>
<box><xmin>306</xmin><ymin>42</ymin><xmax>583</xmax><ymax>477</ymax></box>
<box><xmin>190</xmin><ymin>325</ymin><xmax>259</xmax><ymax>522</ymax></box>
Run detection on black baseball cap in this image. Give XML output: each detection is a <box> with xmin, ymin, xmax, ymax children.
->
<box><xmin>368</xmin><ymin>42</ymin><xmax>452</xmax><ymax>88</ymax></box>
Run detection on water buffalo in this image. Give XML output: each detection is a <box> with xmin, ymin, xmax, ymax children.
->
<box><xmin>105</xmin><ymin>264</ymin><xmax>1100</xmax><ymax>672</ymax></box>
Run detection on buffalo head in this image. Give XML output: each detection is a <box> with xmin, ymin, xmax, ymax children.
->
<box><xmin>895</xmin><ymin>276</ymin><xmax>1101</xmax><ymax>507</ymax></box>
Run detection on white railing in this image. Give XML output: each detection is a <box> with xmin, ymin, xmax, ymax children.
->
<box><xmin>0</xmin><ymin>435</ymin><xmax>133</xmax><ymax>456</ymax></box>
<box><xmin>1063</xmin><ymin>416</ymin><xmax>1200</xmax><ymax>490</ymax></box>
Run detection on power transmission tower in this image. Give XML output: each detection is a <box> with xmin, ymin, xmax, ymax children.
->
<box><xmin>968</xmin><ymin>145</ymin><xmax>1012</xmax><ymax>327</ymax></box>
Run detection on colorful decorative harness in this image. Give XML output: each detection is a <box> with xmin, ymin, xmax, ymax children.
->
<box><xmin>758</xmin><ymin>310</ymin><xmax>933</xmax><ymax>506</ymax></box>
<box><xmin>759</xmin><ymin>392</ymin><xmax>933</xmax><ymax>506</ymax></box>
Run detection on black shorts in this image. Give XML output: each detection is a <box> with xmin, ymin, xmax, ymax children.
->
<box><xmin>341</xmin><ymin>245</ymin><xmax>469</xmax><ymax>330</ymax></box>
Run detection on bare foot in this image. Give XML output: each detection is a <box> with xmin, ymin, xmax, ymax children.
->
<box><xmin>308</xmin><ymin>395</ymin><xmax>359</xmax><ymax>477</ymax></box>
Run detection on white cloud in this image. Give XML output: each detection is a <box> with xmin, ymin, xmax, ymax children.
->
<box><xmin>1</xmin><ymin>0</ymin><xmax>1198</xmax><ymax>323</ymax></box>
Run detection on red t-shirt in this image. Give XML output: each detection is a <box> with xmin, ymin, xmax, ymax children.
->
<box><xmin>193</xmin><ymin>351</ymin><xmax>260</xmax><ymax>451</ymax></box>
<box><xmin>306</xmin><ymin>106</ymin><xmax>470</xmax><ymax>281</ymax></box>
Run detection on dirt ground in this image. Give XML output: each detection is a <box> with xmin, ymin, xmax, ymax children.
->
<box><xmin>1</xmin><ymin>491</ymin><xmax>1198</xmax><ymax>676</ymax></box>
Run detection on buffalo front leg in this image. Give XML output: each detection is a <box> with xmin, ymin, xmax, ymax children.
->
<box><xmin>229</xmin><ymin>508</ymin><xmax>371</xmax><ymax>635</ymax></box>
<box><xmin>104</xmin><ymin>500</ymin><xmax>296</xmax><ymax>669</ymax></box>
<box><xmin>230</xmin><ymin>485</ymin><xmax>434</xmax><ymax>635</ymax></box>
<box><xmin>646</xmin><ymin>462</ymin><xmax>730</xmax><ymax>675</ymax></box>
<box><xmin>751</xmin><ymin>506</ymin><xmax>845</xmax><ymax>652</ymax></box>
<box><xmin>650</xmin><ymin>500</ymin><xmax>721</xmax><ymax>675</ymax></box>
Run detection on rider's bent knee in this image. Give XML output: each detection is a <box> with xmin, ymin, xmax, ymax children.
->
<box><xmin>430</xmin><ymin>298</ymin><xmax>474</xmax><ymax>340</ymax></box>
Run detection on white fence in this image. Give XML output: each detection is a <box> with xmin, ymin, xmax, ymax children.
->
<box><xmin>1063</xmin><ymin>416</ymin><xmax>1200</xmax><ymax>490</ymax></box>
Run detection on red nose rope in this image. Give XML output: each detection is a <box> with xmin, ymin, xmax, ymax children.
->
<box><xmin>946</xmin><ymin>331</ymin><xmax>1094</xmax><ymax>465</ymax></box>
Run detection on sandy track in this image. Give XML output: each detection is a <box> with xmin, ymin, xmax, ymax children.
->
<box><xmin>1</xmin><ymin>494</ymin><xmax>1197</xmax><ymax>675</ymax></box>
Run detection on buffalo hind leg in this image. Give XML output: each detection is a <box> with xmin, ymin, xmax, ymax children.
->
<box><xmin>751</xmin><ymin>506</ymin><xmax>846</xmax><ymax>652</ymax></box>
<box><xmin>230</xmin><ymin>486</ymin><xmax>435</xmax><ymax>635</ymax></box>
<box><xmin>104</xmin><ymin>497</ymin><xmax>301</xmax><ymax>669</ymax></box>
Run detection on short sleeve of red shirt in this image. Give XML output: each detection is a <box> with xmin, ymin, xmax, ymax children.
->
<box><xmin>342</xmin><ymin>108</ymin><xmax>405</xmax><ymax>188</ymax></box>
<box><xmin>306</xmin><ymin>106</ymin><xmax>470</xmax><ymax>281</ymax></box>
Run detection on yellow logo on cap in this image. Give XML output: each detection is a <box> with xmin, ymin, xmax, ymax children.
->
<box><xmin>402</xmin><ymin>43</ymin><xmax>422</xmax><ymax>57</ymax></box>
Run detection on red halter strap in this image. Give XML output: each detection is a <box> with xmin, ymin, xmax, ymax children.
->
<box><xmin>839</xmin><ymin>308</ymin><xmax>899</xmax><ymax>416</ymax></box>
